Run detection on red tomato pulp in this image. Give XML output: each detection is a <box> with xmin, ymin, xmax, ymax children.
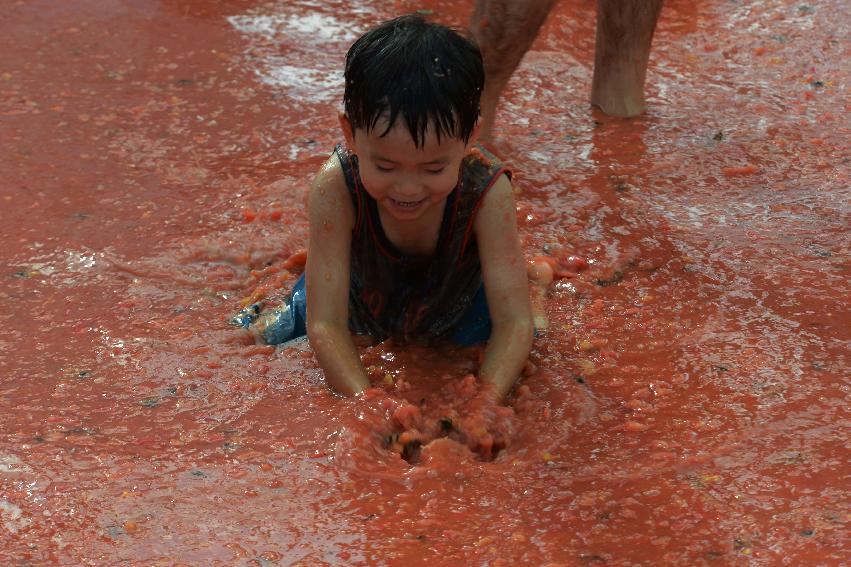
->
<box><xmin>1</xmin><ymin>0</ymin><xmax>847</xmax><ymax>564</ymax></box>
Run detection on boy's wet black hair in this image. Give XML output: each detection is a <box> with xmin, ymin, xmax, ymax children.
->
<box><xmin>344</xmin><ymin>14</ymin><xmax>484</xmax><ymax>148</ymax></box>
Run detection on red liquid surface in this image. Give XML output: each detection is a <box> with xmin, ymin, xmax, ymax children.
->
<box><xmin>1</xmin><ymin>0</ymin><xmax>848</xmax><ymax>565</ymax></box>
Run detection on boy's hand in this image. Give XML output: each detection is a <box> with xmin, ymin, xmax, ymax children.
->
<box><xmin>360</xmin><ymin>377</ymin><xmax>525</xmax><ymax>463</ymax></box>
<box><xmin>467</xmin><ymin>382</ymin><xmax>502</xmax><ymax>407</ymax></box>
<box><xmin>451</xmin><ymin>381</ymin><xmax>517</xmax><ymax>460</ymax></box>
<box><xmin>457</xmin><ymin>404</ymin><xmax>516</xmax><ymax>461</ymax></box>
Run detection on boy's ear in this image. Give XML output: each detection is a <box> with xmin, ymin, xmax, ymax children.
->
<box><xmin>467</xmin><ymin>119</ymin><xmax>483</xmax><ymax>149</ymax></box>
<box><xmin>339</xmin><ymin>113</ymin><xmax>356</xmax><ymax>148</ymax></box>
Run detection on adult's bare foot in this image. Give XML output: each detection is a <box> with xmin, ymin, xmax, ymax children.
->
<box><xmin>590</xmin><ymin>64</ymin><xmax>647</xmax><ymax>117</ymax></box>
<box><xmin>590</xmin><ymin>0</ymin><xmax>663</xmax><ymax>117</ymax></box>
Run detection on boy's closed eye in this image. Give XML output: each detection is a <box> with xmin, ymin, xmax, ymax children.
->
<box><xmin>374</xmin><ymin>163</ymin><xmax>445</xmax><ymax>175</ymax></box>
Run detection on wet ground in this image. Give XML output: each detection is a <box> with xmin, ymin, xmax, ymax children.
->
<box><xmin>1</xmin><ymin>0</ymin><xmax>848</xmax><ymax>565</ymax></box>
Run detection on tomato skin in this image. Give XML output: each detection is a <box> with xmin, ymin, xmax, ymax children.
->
<box><xmin>530</xmin><ymin>255</ymin><xmax>558</xmax><ymax>269</ymax></box>
<box><xmin>528</xmin><ymin>254</ymin><xmax>589</xmax><ymax>281</ymax></box>
<box><xmin>528</xmin><ymin>256</ymin><xmax>555</xmax><ymax>287</ymax></box>
<box><xmin>283</xmin><ymin>250</ymin><xmax>307</xmax><ymax>270</ymax></box>
<box><xmin>722</xmin><ymin>164</ymin><xmax>759</xmax><ymax>176</ymax></box>
<box><xmin>565</xmin><ymin>255</ymin><xmax>589</xmax><ymax>271</ymax></box>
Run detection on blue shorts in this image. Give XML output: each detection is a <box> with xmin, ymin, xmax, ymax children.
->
<box><xmin>231</xmin><ymin>274</ymin><xmax>492</xmax><ymax>347</ymax></box>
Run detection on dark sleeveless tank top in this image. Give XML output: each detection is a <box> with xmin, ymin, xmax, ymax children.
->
<box><xmin>334</xmin><ymin>143</ymin><xmax>509</xmax><ymax>344</ymax></box>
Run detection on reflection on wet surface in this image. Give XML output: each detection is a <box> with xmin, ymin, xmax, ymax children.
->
<box><xmin>1</xmin><ymin>0</ymin><xmax>848</xmax><ymax>564</ymax></box>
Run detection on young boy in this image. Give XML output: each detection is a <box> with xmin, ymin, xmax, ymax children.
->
<box><xmin>234</xmin><ymin>14</ymin><xmax>533</xmax><ymax>401</ymax></box>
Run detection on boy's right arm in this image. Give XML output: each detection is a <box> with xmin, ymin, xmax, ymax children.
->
<box><xmin>305</xmin><ymin>155</ymin><xmax>371</xmax><ymax>396</ymax></box>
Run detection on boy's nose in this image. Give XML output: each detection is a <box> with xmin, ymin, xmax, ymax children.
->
<box><xmin>394</xmin><ymin>175</ymin><xmax>421</xmax><ymax>196</ymax></box>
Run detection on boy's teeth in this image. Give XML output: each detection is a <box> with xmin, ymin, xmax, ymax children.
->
<box><xmin>394</xmin><ymin>199</ymin><xmax>420</xmax><ymax>207</ymax></box>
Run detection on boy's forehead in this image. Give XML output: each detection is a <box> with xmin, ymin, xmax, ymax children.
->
<box><xmin>362</xmin><ymin>114</ymin><xmax>464</xmax><ymax>147</ymax></box>
<box><xmin>368</xmin><ymin>113</ymin><xmax>427</xmax><ymax>136</ymax></box>
<box><xmin>360</xmin><ymin>118</ymin><xmax>466</xmax><ymax>158</ymax></box>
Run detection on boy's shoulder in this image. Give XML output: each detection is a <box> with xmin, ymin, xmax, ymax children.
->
<box><xmin>459</xmin><ymin>144</ymin><xmax>511</xmax><ymax>193</ymax></box>
<box><xmin>466</xmin><ymin>143</ymin><xmax>502</xmax><ymax>165</ymax></box>
<box><xmin>313</xmin><ymin>147</ymin><xmax>348</xmax><ymax>187</ymax></box>
<box><xmin>309</xmin><ymin>149</ymin><xmax>353</xmax><ymax>207</ymax></box>
<box><xmin>308</xmin><ymin>149</ymin><xmax>357</xmax><ymax>231</ymax></box>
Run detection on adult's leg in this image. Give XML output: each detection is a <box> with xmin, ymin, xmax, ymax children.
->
<box><xmin>471</xmin><ymin>0</ymin><xmax>558</xmax><ymax>137</ymax></box>
<box><xmin>591</xmin><ymin>0</ymin><xmax>663</xmax><ymax>117</ymax></box>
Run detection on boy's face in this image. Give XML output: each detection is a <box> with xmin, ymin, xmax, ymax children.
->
<box><xmin>340</xmin><ymin>114</ymin><xmax>478</xmax><ymax>222</ymax></box>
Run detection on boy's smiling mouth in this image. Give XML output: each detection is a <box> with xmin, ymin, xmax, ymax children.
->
<box><xmin>389</xmin><ymin>197</ymin><xmax>426</xmax><ymax>209</ymax></box>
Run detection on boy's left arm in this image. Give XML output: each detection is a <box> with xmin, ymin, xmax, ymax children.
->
<box><xmin>474</xmin><ymin>174</ymin><xmax>534</xmax><ymax>402</ymax></box>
